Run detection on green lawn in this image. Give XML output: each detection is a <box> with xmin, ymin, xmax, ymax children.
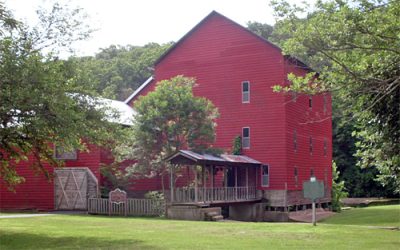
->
<box><xmin>322</xmin><ymin>204</ymin><xmax>400</xmax><ymax>227</ymax></box>
<box><xmin>0</xmin><ymin>205</ymin><xmax>399</xmax><ymax>250</ymax></box>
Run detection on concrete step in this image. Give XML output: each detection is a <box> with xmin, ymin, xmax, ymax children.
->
<box><xmin>211</xmin><ymin>215</ymin><xmax>224</xmax><ymax>221</ymax></box>
<box><xmin>206</xmin><ymin>211</ymin><xmax>219</xmax><ymax>217</ymax></box>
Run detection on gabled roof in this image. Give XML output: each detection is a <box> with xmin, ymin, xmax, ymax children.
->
<box><xmin>124</xmin><ymin>76</ymin><xmax>154</xmax><ymax>105</ymax></box>
<box><xmin>166</xmin><ymin>150</ymin><xmax>262</xmax><ymax>167</ymax></box>
<box><xmin>124</xmin><ymin>10</ymin><xmax>313</xmax><ymax>104</ymax></box>
<box><xmin>154</xmin><ymin>10</ymin><xmax>310</xmax><ymax>69</ymax></box>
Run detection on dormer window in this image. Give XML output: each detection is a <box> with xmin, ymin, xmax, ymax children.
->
<box><xmin>242</xmin><ymin>81</ymin><xmax>250</xmax><ymax>103</ymax></box>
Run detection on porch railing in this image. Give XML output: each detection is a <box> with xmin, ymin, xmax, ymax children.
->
<box><xmin>173</xmin><ymin>186</ymin><xmax>258</xmax><ymax>204</ymax></box>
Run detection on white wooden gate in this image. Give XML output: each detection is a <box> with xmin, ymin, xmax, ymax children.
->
<box><xmin>54</xmin><ymin>168</ymin><xmax>88</xmax><ymax>210</ymax></box>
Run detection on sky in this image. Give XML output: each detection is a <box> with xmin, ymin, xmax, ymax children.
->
<box><xmin>4</xmin><ymin>0</ymin><xmax>304</xmax><ymax>57</ymax></box>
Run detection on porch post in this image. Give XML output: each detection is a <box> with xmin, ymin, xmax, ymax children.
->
<box><xmin>170</xmin><ymin>165</ymin><xmax>174</xmax><ymax>203</ymax></box>
<box><xmin>202</xmin><ymin>165</ymin><xmax>206</xmax><ymax>203</ymax></box>
<box><xmin>211</xmin><ymin>166</ymin><xmax>214</xmax><ymax>202</ymax></box>
<box><xmin>246</xmin><ymin>166</ymin><xmax>249</xmax><ymax>199</ymax></box>
<box><xmin>194</xmin><ymin>166</ymin><xmax>198</xmax><ymax>203</ymax></box>
<box><xmin>224</xmin><ymin>168</ymin><xmax>227</xmax><ymax>201</ymax></box>
<box><xmin>235</xmin><ymin>167</ymin><xmax>238</xmax><ymax>200</ymax></box>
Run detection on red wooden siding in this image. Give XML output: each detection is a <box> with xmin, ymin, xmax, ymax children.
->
<box><xmin>0</xmin><ymin>144</ymin><xmax>102</xmax><ymax>211</ymax></box>
<box><xmin>128</xmin><ymin>11</ymin><xmax>332</xmax><ymax>192</ymax></box>
<box><xmin>284</xmin><ymin>60</ymin><xmax>332</xmax><ymax>191</ymax></box>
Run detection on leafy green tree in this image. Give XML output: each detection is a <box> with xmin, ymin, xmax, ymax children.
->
<box><xmin>331</xmin><ymin>161</ymin><xmax>348</xmax><ymax>212</ymax></box>
<box><xmin>271</xmin><ymin>0</ymin><xmax>400</xmax><ymax>194</ymax></box>
<box><xmin>71</xmin><ymin>43</ymin><xmax>172</xmax><ymax>101</ymax></box>
<box><xmin>120</xmin><ymin>76</ymin><xmax>219</xmax><ymax>191</ymax></box>
<box><xmin>246</xmin><ymin>21</ymin><xmax>274</xmax><ymax>40</ymax></box>
<box><xmin>0</xmin><ymin>2</ymin><xmax>121</xmax><ymax>188</ymax></box>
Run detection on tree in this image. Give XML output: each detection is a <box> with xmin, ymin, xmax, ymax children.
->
<box><xmin>120</xmin><ymin>76</ymin><xmax>219</xmax><ymax>191</ymax></box>
<box><xmin>70</xmin><ymin>43</ymin><xmax>172</xmax><ymax>101</ymax></box>
<box><xmin>331</xmin><ymin>161</ymin><xmax>348</xmax><ymax>212</ymax></box>
<box><xmin>246</xmin><ymin>21</ymin><xmax>274</xmax><ymax>40</ymax></box>
<box><xmin>0</xmin><ymin>2</ymin><xmax>121</xmax><ymax>187</ymax></box>
<box><xmin>271</xmin><ymin>0</ymin><xmax>400</xmax><ymax>194</ymax></box>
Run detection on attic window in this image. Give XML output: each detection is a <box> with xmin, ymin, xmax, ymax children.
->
<box><xmin>242</xmin><ymin>81</ymin><xmax>250</xmax><ymax>103</ymax></box>
<box><xmin>309</xmin><ymin>96</ymin><xmax>313</xmax><ymax>109</ymax></box>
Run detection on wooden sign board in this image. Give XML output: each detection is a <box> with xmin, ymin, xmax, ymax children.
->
<box><xmin>109</xmin><ymin>188</ymin><xmax>127</xmax><ymax>204</ymax></box>
<box><xmin>109</xmin><ymin>188</ymin><xmax>127</xmax><ymax>216</ymax></box>
<box><xmin>303</xmin><ymin>180</ymin><xmax>325</xmax><ymax>202</ymax></box>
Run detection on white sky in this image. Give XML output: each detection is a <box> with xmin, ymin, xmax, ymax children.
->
<box><xmin>4</xmin><ymin>0</ymin><xmax>310</xmax><ymax>57</ymax></box>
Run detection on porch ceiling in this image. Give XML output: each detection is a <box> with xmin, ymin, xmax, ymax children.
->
<box><xmin>166</xmin><ymin>150</ymin><xmax>262</xmax><ymax>167</ymax></box>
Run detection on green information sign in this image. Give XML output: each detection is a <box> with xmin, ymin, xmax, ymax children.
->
<box><xmin>303</xmin><ymin>180</ymin><xmax>325</xmax><ymax>201</ymax></box>
<box><xmin>303</xmin><ymin>179</ymin><xmax>325</xmax><ymax>226</ymax></box>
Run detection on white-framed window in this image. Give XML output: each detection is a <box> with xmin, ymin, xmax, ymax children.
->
<box><xmin>294</xmin><ymin>130</ymin><xmax>297</xmax><ymax>152</ymax></box>
<box><xmin>262</xmin><ymin>164</ymin><xmax>269</xmax><ymax>187</ymax></box>
<box><xmin>310</xmin><ymin>168</ymin><xmax>315</xmax><ymax>178</ymax></box>
<box><xmin>309</xmin><ymin>136</ymin><xmax>313</xmax><ymax>155</ymax></box>
<box><xmin>242</xmin><ymin>127</ymin><xmax>250</xmax><ymax>149</ymax></box>
<box><xmin>324</xmin><ymin>138</ymin><xmax>328</xmax><ymax>156</ymax></box>
<box><xmin>242</xmin><ymin>81</ymin><xmax>250</xmax><ymax>103</ymax></box>
<box><xmin>309</xmin><ymin>95</ymin><xmax>313</xmax><ymax>109</ymax></box>
<box><xmin>294</xmin><ymin>166</ymin><xmax>298</xmax><ymax>188</ymax></box>
<box><xmin>54</xmin><ymin>146</ymin><xmax>77</xmax><ymax>160</ymax></box>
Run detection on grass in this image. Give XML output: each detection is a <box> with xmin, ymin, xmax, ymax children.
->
<box><xmin>0</xmin><ymin>205</ymin><xmax>399</xmax><ymax>250</ymax></box>
<box><xmin>322</xmin><ymin>204</ymin><xmax>400</xmax><ymax>227</ymax></box>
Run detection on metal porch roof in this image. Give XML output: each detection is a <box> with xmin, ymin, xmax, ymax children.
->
<box><xmin>166</xmin><ymin>150</ymin><xmax>262</xmax><ymax>167</ymax></box>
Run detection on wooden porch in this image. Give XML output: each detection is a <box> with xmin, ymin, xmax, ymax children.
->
<box><xmin>173</xmin><ymin>186</ymin><xmax>259</xmax><ymax>205</ymax></box>
<box><xmin>167</xmin><ymin>150</ymin><xmax>263</xmax><ymax>205</ymax></box>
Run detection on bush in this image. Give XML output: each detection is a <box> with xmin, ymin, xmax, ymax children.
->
<box><xmin>332</xmin><ymin>161</ymin><xmax>348</xmax><ymax>212</ymax></box>
<box><xmin>144</xmin><ymin>191</ymin><xmax>165</xmax><ymax>217</ymax></box>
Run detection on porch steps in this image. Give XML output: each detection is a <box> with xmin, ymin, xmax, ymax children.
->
<box><xmin>205</xmin><ymin>211</ymin><xmax>224</xmax><ymax>221</ymax></box>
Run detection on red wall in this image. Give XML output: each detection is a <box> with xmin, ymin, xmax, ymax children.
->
<box><xmin>284</xmin><ymin>60</ymin><xmax>332</xmax><ymax>191</ymax></box>
<box><xmin>129</xmin><ymin>12</ymin><xmax>332</xmax><ymax>192</ymax></box>
<box><xmin>0</xmin><ymin>144</ymin><xmax>102</xmax><ymax>211</ymax></box>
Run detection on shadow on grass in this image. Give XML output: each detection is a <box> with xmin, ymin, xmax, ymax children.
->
<box><xmin>0</xmin><ymin>230</ymin><xmax>161</xmax><ymax>250</ymax></box>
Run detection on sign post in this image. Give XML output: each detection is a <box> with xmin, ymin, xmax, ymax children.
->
<box><xmin>303</xmin><ymin>177</ymin><xmax>324</xmax><ymax>226</ymax></box>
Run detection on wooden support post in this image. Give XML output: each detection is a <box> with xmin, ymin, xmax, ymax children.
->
<box><xmin>246</xmin><ymin>166</ymin><xmax>249</xmax><ymax>199</ymax></box>
<box><xmin>235</xmin><ymin>167</ymin><xmax>238</xmax><ymax>200</ymax></box>
<box><xmin>194</xmin><ymin>166</ymin><xmax>198</xmax><ymax>203</ymax></box>
<box><xmin>211</xmin><ymin>166</ymin><xmax>214</xmax><ymax>202</ymax></box>
<box><xmin>170</xmin><ymin>165</ymin><xmax>174</xmax><ymax>204</ymax></box>
<box><xmin>202</xmin><ymin>165</ymin><xmax>206</xmax><ymax>203</ymax></box>
<box><xmin>224</xmin><ymin>168</ymin><xmax>227</xmax><ymax>201</ymax></box>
